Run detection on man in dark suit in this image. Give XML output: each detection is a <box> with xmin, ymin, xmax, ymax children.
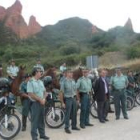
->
<box><xmin>94</xmin><ymin>69</ymin><xmax>109</xmax><ymax>123</ymax></box>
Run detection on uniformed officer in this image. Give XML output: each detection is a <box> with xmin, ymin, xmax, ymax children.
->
<box><xmin>127</xmin><ymin>71</ymin><xmax>135</xmax><ymax>96</ymax></box>
<box><xmin>60</xmin><ymin>69</ymin><xmax>80</xmax><ymax>134</ymax></box>
<box><xmin>110</xmin><ymin>68</ymin><xmax>129</xmax><ymax>120</ymax></box>
<box><xmin>7</xmin><ymin>59</ymin><xmax>19</xmax><ymax>81</ymax></box>
<box><xmin>27</xmin><ymin>67</ymin><xmax>49</xmax><ymax>140</ymax></box>
<box><xmin>20</xmin><ymin>73</ymin><xmax>31</xmax><ymax>131</ymax></box>
<box><xmin>34</xmin><ymin>59</ymin><xmax>44</xmax><ymax>73</ymax></box>
<box><xmin>76</xmin><ymin>68</ymin><xmax>93</xmax><ymax>128</ymax></box>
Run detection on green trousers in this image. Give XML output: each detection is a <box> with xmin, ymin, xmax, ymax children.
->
<box><xmin>22</xmin><ymin>99</ymin><xmax>30</xmax><ymax>116</ymax></box>
<box><xmin>65</xmin><ymin>97</ymin><xmax>77</xmax><ymax>129</ymax></box>
<box><xmin>113</xmin><ymin>89</ymin><xmax>128</xmax><ymax>118</ymax></box>
<box><xmin>30</xmin><ymin>102</ymin><xmax>46</xmax><ymax>140</ymax></box>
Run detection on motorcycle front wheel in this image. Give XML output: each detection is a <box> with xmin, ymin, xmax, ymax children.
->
<box><xmin>0</xmin><ymin>114</ymin><xmax>21</xmax><ymax>140</ymax></box>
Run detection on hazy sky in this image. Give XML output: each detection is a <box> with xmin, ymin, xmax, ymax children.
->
<box><xmin>1</xmin><ymin>0</ymin><xmax>140</xmax><ymax>32</ymax></box>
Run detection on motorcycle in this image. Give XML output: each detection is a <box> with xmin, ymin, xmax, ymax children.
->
<box><xmin>0</xmin><ymin>89</ymin><xmax>21</xmax><ymax>140</ymax></box>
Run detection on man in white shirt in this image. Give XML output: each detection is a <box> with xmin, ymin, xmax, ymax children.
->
<box><xmin>7</xmin><ymin>60</ymin><xmax>19</xmax><ymax>80</ymax></box>
<box><xmin>34</xmin><ymin>59</ymin><xmax>44</xmax><ymax>73</ymax></box>
<box><xmin>60</xmin><ymin>63</ymin><xmax>67</xmax><ymax>73</ymax></box>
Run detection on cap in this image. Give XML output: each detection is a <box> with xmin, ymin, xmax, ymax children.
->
<box><xmin>24</xmin><ymin>73</ymin><xmax>31</xmax><ymax>78</ymax></box>
<box><xmin>32</xmin><ymin>67</ymin><xmax>42</xmax><ymax>75</ymax></box>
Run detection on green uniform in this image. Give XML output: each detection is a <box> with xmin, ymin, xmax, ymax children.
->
<box><xmin>27</xmin><ymin>77</ymin><xmax>45</xmax><ymax>99</ymax></box>
<box><xmin>20</xmin><ymin>81</ymin><xmax>30</xmax><ymax>116</ymax></box>
<box><xmin>127</xmin><ymin>76</ymin><xmax>135</xmax><ymax>96</ymax></box>
<box><xmin>60</xmin><ymin>78</ymin><xmax>78</xmax><ymax>129</ymax></box>
<box><xmin>20</xmin><ymin>81</ymin><xmax>30</xmax><ymax>130</ymax></box>
<box><xmin>76</xmin><ymin>76</ymin><xmax>92</xmax><ymax>127</ymax></box>
<box><xmin>111</xmin><ymin>74</ymin><xmax>128</xmax><ymax>119</ymax></box>
<box><xmin>27</xmin><ymin>77</ymin><xmax>46</xmax><ymax>140</ymax></box>
<box><xmin>76</xmin><ymin>76</ymin><xmax>92</xmax><ymax>93</ymax></box>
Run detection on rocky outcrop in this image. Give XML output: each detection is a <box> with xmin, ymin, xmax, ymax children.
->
<box><xmin>6</xmin><ymin>0</ymin><xmax>22</xmax><ymax>16</ymax></box>
<box><xmin>4</xmin><ymin>0</ymin><xmax>29</xmax><ymax>39</ymax></box>
<box><xmin>0</xmin><ymin>0</ymin><xmax>41</xmax><ymax>39</ymax></box>
<box><xmin>28</xmin><ymin>15</ymin><xmax>42</xmax><ymax>36</ymax></box>
<box><xmin>91</xmin><ymin>25</ymin><xmax>98</xmax><ymax>33</ymax></box>
<box><xmin>124</xmin><ymin>18</ymin><xmax>133</xmax><ymax>31</ymax></box>
<box><xmin>0</xmin><ymin>6</ymin><xmax>6</xmax><ymax>21</ymax></box>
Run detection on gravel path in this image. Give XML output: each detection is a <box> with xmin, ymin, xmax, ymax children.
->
<box><xmin>11</xmin><ymin>106</ymin><xmax>140</xmax><ymax>140</ymax></box>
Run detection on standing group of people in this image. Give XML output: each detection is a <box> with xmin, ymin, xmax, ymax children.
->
<box><xmin>3</xmin><ymin>59</ymin><xmax>48</xmax><ymax>140</ymax></box>
<box><xmin>60</xmin><ymin>68</ymin><xmax>93</xmax><ymax>134</ymax></box>
<box><xmin>59</xmin><ymin>67</ymin><xmax>130</xmax><ymax>135</ymax></box>
<box><xmin>19</xmin><ymin>61</ymin><xmax>49</xmax><ymax>140</ymax></box>
<box><xmin>94</xmin><ymin>68</ymin><xmax>129</xmax><ymax>124</ymax></box>
<box><xmin>0</xmin><ymin>59</ymin><xmax>135</xmax><ymax>140</ymax></box>
<box><xmin>20</xmin><ymin>62</ymin><xmax>131</xmax><ymax>139</ymax></box>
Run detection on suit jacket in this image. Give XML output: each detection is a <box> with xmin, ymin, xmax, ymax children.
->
<box><xmin>94</xmin><ymin>77</ymin><xmax>109</xmax><ymax>102</ymax></box>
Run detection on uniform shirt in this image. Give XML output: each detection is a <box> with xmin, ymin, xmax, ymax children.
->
<box><xmin>127</xmin><ymin>76</ymin><xmax>135</xmax><ymax>89</ymax></box>
<box><xmin>110</xmin><ymin>74</ymin><xmax>128</xmax><ymax>90</ymax></box>
<box><xmin>76</xmin><ymin>76</ymin><xmax>92</xmax><ymax>93</ymax></box>
<box><xmin>34</xmin><ymin>64</ymin><xmax>44</xmax><ymax>72</ymax></box>
<box><xmin>20</xmin><ymin>81</ymin><xmax>28</xmax><ymax>95</ymax></box>
<box><xmin>7</xmin><ymin>65</ymin><xmax>19</xmax><ymax>76</ymax></box>
<box><xmin>27</xmin><ymin>77</ymin><xmax>46</xmax><ymax>100</ymax></box>
<box><xmin>60</xmin><ymin>65</ymin><xmax>67</xmax><ymax>72</ymax></box>
<box><xmin>60</xmin><ymin>78</ymin><xmax>76</xmax><ymax>98</ymax></box>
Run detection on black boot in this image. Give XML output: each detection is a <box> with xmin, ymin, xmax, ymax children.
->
<box><xmin>22</xmin><ymin>115</ymin><xmax>27</xmax><ymax>131</ymax></box>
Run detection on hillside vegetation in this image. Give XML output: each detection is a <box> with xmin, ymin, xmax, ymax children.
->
<box><xmin>1</xmin><ymin>17</ymin><xmax>140</xmax><ymax>72</ymax></box>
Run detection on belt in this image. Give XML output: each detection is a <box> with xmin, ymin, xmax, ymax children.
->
<box><xmin>114</xmin><ymin>88</ymin><xmax>125</xmax><ymax>91</ymax></box>
<box><xmin>64</xmin><ymin>95</ymin><xmax>76</xmax><ymax>99</ymax></box>
<box><xmin>79</xmin><ymin>92</ymin><xmax>88</xmax><ymax>94</ymax></box>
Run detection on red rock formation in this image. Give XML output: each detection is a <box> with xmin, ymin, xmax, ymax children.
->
<box><xmin>0</xmin><ymin>6</ymin><xmax>6</xmax><ymax>21</ymax></box>
<box><xmin>4</xmin><ymin>0</ymin><xmax>29</xmax><ymax>39</ymax></box>
<box><xmin>92</xmin><ymin>25</ymin><xmax>98</xmax><ymax>34</ymax></box>
<box><xmin>7</xmin><ymin>0</ymin><xmax>22</xmax><ymax>15</ymax></box>
<box><xmin>28</xmin><ymin>15</ymin><xmax>42</xmax><ymax>36</ymax></box>
<box><xmin>124</xmin><ymin>18</ymin><xmax>133</xmax><ymax>31</ymax></box>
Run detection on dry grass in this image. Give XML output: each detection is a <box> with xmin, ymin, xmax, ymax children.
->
<box><xmin>122</xmin><ymin>59</ymin><xmax>140</xmax><ymax>72</ymax></box>
<box><xmin>99</xmin><ymin>51</ymin><xmax>140</xmax><ymax>70</ymax></box>
<box><xmin>99</xmin><ymin>51</ymin><xmax>140</xmax><ymax>73</ymax></box>
<box><xmin>99</xmin><ymin>51</ymin><xmax>127</xmax><ymax>69</ymax></box>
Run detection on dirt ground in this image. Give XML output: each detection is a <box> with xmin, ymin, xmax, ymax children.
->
<box><xmin>10</xmin><ymin>105</ymin><xmax>140</xmax><ymax>140</ymax></box>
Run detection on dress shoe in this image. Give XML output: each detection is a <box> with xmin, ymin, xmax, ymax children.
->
<box><xmin>124</xmin><ymin>116</ymin><xmax>129</xmax><ymax>119</ymax></box>
<box><xmin>65</xmin><ymin>129</ymin><xmax>71</xmax><ymax>134</ymax></box>
<box><xmin>100</xmin><ymin>120</ymin><xmax>105</xmax><ymax>123</ymax></box>
<box><xmin>33</xmin><ymin>138</ymin><xmax>38</xmax><ymax>140</ymax></box>
<box><xmin>80</xmin><ymin>124</ymin><xmax>85</xmax><ymax>129</ymax></box>
<box><xmin>22</xmin><ymin>126</ymin><xmax>26</xmax><ymax>131</ymax></box>
<box><xmin>108</xmin><ymin>110</ymin><xmax>114</xmax><ymax>113</ymax></box>
<box><xmin>40</xmin><ymin>135</ymin><xmax>50</xmax><ymax>140</ymax></box>
<box><xmin>104</xmin><ymin>118</ymin><xmax>109</xmax><ymax>121</ymax></box>
<box><xmin>72</xmin><ymin>127</ymin><xmax>80</xmax><ymax>130</ymax></box>
<box><xmin>85</xmin><ymin>123</ymin><xmax>94</xmax><ymax>126</ymax></box>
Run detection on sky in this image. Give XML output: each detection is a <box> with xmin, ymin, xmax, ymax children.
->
<box><xmin>0</xmin><ymin>0</ymin><xmax>140</xmax><ymax>32</ymax></box>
